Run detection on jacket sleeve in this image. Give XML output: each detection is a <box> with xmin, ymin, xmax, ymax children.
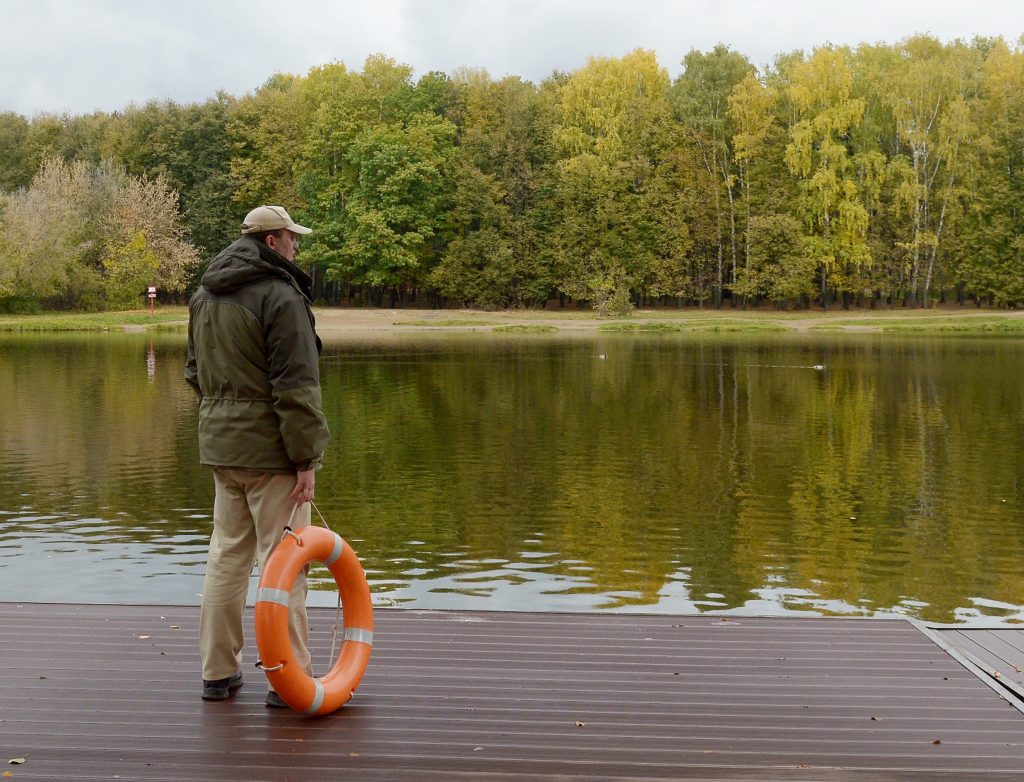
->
<box><xmin>184</xmin><ymin>316</ymin><xmax>202</xmax><ymax>402</ymax></box>
<box><xmin>263</xmin><ymin>288</ymin><xmax>331</xmax><ymax>470</ymax></box>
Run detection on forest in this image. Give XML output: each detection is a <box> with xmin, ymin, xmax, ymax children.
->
<box><xmin>0</xmin><ymin>35</ymin><xmax>1022</xmax><ymax>313</ymax></box>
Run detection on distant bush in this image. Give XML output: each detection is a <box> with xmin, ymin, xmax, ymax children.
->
<box><xmin>0</xmin><ymin>159</ymin><xmax>200</xmax><ymax>310</ymax></box>
<box><xmin>0</xmin><ymin>296</ymin><xmax>41</xmax><ymax>314</ymax></box>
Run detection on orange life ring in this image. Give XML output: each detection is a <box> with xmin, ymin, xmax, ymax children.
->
<box><xmin>254</xmin><ymin>525</ymin><xmax>374</xmax><ymax>716</ymax></box>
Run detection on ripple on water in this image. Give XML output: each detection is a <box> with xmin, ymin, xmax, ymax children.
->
<box><xmin>3</xmin><ymin>334</ymin><xmax>1024</xmax><ymax>622</ymax></box>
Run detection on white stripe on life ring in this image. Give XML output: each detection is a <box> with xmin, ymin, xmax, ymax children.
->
<box><xmin>255</xmin><ymin>587</ymin><xmax>290</xmax><ymax>607</ymax></box>
<box><xmin>325</xmin><ymin>533</ymin><xmax>345</xmax><ymax>566</ymax></box>
<box><xmin>304</xmin><ymin>678</ymin><xmax>325</xmax><ymax>715</ymax></box>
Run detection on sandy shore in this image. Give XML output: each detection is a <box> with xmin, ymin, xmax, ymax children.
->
<box><xmin>309</xmin><ymin>305</ymin><xmax>1024</xmax><ymax>336</ymax></box>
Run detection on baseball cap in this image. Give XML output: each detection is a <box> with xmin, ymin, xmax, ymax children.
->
<box><xmin>240</xmin><ymin>205</ymin><xmax>313</xmax><ymax>235</ymax></box>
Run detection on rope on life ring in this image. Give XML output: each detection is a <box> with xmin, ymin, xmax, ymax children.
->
<box><xmin>254</xmin><ymin>525</ymin><xmax>374</xmax><ymax>716</ymax></box>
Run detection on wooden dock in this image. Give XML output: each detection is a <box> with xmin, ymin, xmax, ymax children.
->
<box><xmin>924</xmin><ymin>623</ymin><xmax>1024</xmax><ymax>704</ymax></box>
<box><xmin>2</xmin><ymin>603</ymin><xmax>1023</xmax><ymax>781</ymax></box>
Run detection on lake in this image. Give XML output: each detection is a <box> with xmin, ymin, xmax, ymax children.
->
<box><xmin>1</xmin><ymin>329</ymin><xmax>1022</xmax><ymax>624</ymax></box>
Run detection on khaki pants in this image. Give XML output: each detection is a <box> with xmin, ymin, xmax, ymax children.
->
<box><xmin>199</xmin><ymin>468</ymin><xmax>313</xmax><ymax>683</ymax></box>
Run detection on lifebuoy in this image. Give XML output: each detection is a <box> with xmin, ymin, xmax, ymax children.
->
<box><xmin>254</xmin><ymin>525</ymin><xmax>374</xmax><ymax>716</ymax></box>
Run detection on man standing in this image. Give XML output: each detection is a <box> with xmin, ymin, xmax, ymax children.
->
<box><xmin>185</xmin><ymin>205</ymin><xmax>330</xmax><ymax>708</ymax></box>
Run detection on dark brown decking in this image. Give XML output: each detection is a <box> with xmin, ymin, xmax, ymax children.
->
<box><xmin>2</xmin><ymin>604</ymin><xmax>1023</xmax><ymax>781</ymax></box>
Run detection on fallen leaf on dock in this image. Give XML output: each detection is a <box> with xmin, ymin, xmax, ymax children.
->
<box><xmin>7</xmin><ymin>759</ymin><xmax>24</xmax><ymax>765</ymax></box>
<box><xmin>136</xmin><ymin>635</ymin><xmax>150</xmax><ymax>640</ymax></box>
<box><xmin>932</xmin><ymin>739</ymin><xmax>942</xmax><ymax>745</ymax></box>
<box><xmin>575</xmin><ymin>720</ymin><xmax>587</xmax><ymax>727</ymax></box>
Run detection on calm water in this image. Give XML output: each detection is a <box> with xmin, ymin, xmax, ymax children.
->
<box><xmin>1</xmin><ymin>330</ymin><xmax>1023</xmax><ymax>623</ymax></box>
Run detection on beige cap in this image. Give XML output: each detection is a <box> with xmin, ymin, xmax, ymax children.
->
<box><xmin>240</xmin><ymin>205</ymin><xmax>312</xmax><ymax>235</ymax></box>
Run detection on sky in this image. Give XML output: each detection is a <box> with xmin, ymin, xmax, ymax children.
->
<box><xmin>4</xmin><ymin>0</ymin><xmax>1024</xmax><ymax>117</ymax></box>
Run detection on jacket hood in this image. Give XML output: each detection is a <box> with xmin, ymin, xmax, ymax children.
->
<box><xmin>201</xmin><ymin>236</ymin><xmax>314</xmax><ymax>300</ymax></box>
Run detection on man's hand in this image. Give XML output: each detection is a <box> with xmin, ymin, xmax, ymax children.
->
<box><xmin>289</xmin><ymin>468</ymin><xmax>316</xmax><ymax>505</ymax></box>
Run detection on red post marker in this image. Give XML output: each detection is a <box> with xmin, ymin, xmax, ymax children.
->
<box><xmin>148</xmin><ymin>286</ymin><xmax>157</xmax><ymax>316</ymax></box>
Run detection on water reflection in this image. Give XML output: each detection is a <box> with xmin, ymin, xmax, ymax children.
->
<box><xmin>1</xmin><ymin>331</ymin><xmax>1023</xmax><ymax>623</ymax></box>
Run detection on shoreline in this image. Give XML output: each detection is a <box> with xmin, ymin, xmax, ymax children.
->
<box><xmin>4</xmin><ymin>304</ymin><xmax>1024</xmax><ymax>335</ymax></box>
<box><xmin>313</xmin><ymin>305</ymin><xmax>1024</xmax><ymax>336</ymax></box>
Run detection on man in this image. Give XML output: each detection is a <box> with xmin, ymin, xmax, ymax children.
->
<box><xmin>185</xmin><ymin>205</ymin><xmax>330</xmax><ymax>708</ymax></box>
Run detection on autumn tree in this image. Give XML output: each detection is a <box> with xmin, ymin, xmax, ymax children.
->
<box><xmin>552</xmin><ymin>49</ymin><xmax>691</xmax><ymax>314</ymax></box>
<box><xmin>0</xmin><ymin>159</ymin><xmax>199</xmax><ymax>310</ymax></box>
<box><xmin>727</xmin><ymin>72</ymin><xmax>782</xmax><ymax>300</ymax></box>
<box><xmin>781</xmin><ymin>47</ymin><xmax>872</xmax><ymax>307</ymax></box>
<box><xmin>883</xmin><ymin>37</ymin><xmax>979</xmax><ymax>306</ymax></box>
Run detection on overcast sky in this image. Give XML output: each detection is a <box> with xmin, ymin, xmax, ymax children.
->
<box><xmin>5</xmin><ymin>0</ymin><xmax>1024</xmax><ymax>117</ymax></box>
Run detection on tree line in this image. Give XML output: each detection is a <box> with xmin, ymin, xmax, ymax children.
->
<box><xmin>1</xmin><ymin>35</ymin><xmax>1022</xmax><ymax>313</ymax></box>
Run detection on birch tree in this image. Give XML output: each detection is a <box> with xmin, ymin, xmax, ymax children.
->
<box><xmin>885</xmin><ymin>36</ymin><xmax>978</xmax><ymax>306</ymax></box>
<box><xmin>728</xmin><ymin>72</ymin><xmax>779</xmax><ymax>298</ymax></box>
<box><xmin>782</xmin><ymin>47</ymin><xmax>871</xmax><ymax>307</ymax></box>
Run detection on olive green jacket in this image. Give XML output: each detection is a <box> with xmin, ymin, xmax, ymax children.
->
<box><xmin>184</xmin><ymin>236</ymin><xmax>330</xmax><ymax>472</ymax></box>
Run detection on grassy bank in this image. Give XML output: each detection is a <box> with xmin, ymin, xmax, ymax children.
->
<box><xmin>0</xmin><ymin>307</ymin><xmax>190</xmax><ymax>332</ymax></box>
<box><xmin>3</xmin><ymin>305</ymin><xmax>1024</xmax><ymax>335</ymax></box>
<box><xmin>803</xmin><ymin>315</ymin><xmax>1024</xmax><ymax>333</ymax></box>
<box><xmin>597</xmin><ymin>319</ymin><xmax>789</xmax><ymax>333</ymax></box>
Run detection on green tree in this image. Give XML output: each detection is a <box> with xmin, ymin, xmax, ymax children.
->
<box><xmin>731</xmin><ymin>213</ymin><xmax>815</xmax><ymax>306</ymax></box>
<box><xmin>947</xmin><ymin>38</ymin><xmax>1020</xmax><ymax>304</ymax></box>
<box><xmin>673</xmin><ymin>45</ymin><xmax>754</xmax><ymax>306</ymax></box>
<box><xmin>0</xmin><ymin>112</ymin><xmax>34</xmax><ymax>192</ymax></box>
<box><xmin>174</xmin><ymin>94</ymin><xmax>239</xmax><ymax>256</ymax></box>
<box><xmin>107</xmin><ymin>95</ymin><xmax>238</xmax><ymax>259</ymax></box>
<box><xmin>333</xmin><ymin>113</ymin><xmax>456</xmax><ymax>297</ymax></box>
<box><xmin>430</xmin><ymin>72</ymin><xmax>554</xmax><ymax>307</ymax></box>
<box><xmin>298</xmin><ymin>56</ymin><xmax>431</xmax><ymax>297</ymax></box>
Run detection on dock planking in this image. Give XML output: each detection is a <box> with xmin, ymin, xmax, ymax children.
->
<box><xmin>928</xmin><ymin>625</ymin><xmax>1024</xmax><ymax>703</ymax></box>
<box><xmin>1</xmin><ymin>603</ymin><xmax>1023</xmax><ymax>781</ymax></box>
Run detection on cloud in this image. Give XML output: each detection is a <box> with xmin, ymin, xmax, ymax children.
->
<box><xmin>2</xmin><ymin>0</ymin><xmax>1022</xmax><ymax>116</ymax></box>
